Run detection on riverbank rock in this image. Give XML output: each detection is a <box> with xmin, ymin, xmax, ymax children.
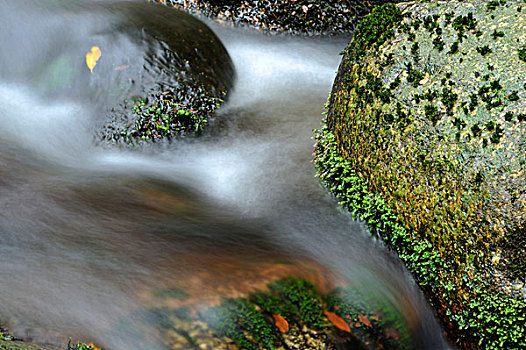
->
<box><xmin>314</xmin><ymin>1</ymin><xmax>526</xmax><ymax>348</ymax></box>
<box><xmin>152</xmin><ymin>0</ymin><xmax>399</xmax><ymax>36</ymax></box>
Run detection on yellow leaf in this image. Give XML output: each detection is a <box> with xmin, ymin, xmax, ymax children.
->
<box><xmin>86</xmin><ymin>46</ymin><xmax>102</xmax><ymax>73</ymax></box>
<box><xmin>419</xmin><ymin>72</ymin><xmax>430</xmax><ymax>85</ymax></box>
<box><xmin>273</xmin><ymin>314</ymin><xmax>289</xmax><ymax>333</ymax></box>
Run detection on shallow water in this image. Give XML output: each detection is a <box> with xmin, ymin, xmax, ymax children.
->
<box><xmin>0</xmin><ymin>1</ymin><xmax>449</xmax><ymax>349</ymax></box>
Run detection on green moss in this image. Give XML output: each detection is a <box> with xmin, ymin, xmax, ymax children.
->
<box><xmin>129</xmin><ymin>96</ymin><xmax>210</xmax><ymax>142</ymax></box>
<box><xmin>519</xmin><ymin>46</ymin><xmax>526</xmax><ymax>62</ymax></box>
<box><xmin>206</xmin><ymin>299</ymin><xmax>277</xmax><ymax>350</ymax></box>
<box><xmin>452</xmin><ymin>12</ymin><xmax>477</xmax><ymax>35</ymax></box>
<box><xmin>267</xmin><ymin>278</ymin><xmax>324</xmax><ymax>327</ymax></box>
<box><xmin>476</xmin><ymin>45</ymin><xmax>492</xmax><ymax>56</ymax></box>
<box><xmin>345</xmin><ymin>3</ymin><xmax>403</xmax><ymax>62</ymax></box>
<box><xmin>205</xmin><ymin>278</ymin><xmax>327</xmax><ymax>349</ymax></box>
<box><xmin>314</xmin><ymin>125</ymin><xmax>526</xmax><ymax>349</ymax></box>
<box><xmin>486</xmin><ymin>0</ymin><xmax>500</xmax><ymax>11</ymax></box>
<box><xmin>203</xmin><ymin>276</ymin><xmax>415</xmax><ymax>349</ymax></box>
<box><xmin>424</xmin><ymin>104</ymin><xmax>440</xmax><ymax>125</ymax></box>
<box><xmin>490</xmin><ymin>29</ymin><xmax>504</xmax><ymax>39</ymax></box>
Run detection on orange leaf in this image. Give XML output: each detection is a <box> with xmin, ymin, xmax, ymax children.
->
<box><xmin>273</xmin><ymin>314</ymin><xmax>289</xmax><ymax>333</ymax></box>
<box><xmin>86</xmin><ymin>46</ymin><xmax>102</xmax><ymax>73</ymax></box>
<box><xmin>358</xmin><ymin>314</ymin><xmax>372</xmax><ymax>328</ymax></box>
<box><xmin>88</xmin><ymin>342</ymin><xmax>102</xmax><ymax>350</ymax></box>
<box><xmin>324</xmin><ymin>311</ymin><xmax>350</xmax><ymax>333</ymax></box>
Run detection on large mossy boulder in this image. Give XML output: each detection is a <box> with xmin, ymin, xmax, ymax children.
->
<box><xmin>314</xmin><ymin>1</ymin><xmax>526</xmax><ymax>348</ymax></box>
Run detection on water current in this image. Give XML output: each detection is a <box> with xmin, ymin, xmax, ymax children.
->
<box><xmin>0</xmin><ymin>1</ymin><xmax>449</xmax><ymax>349</ymax></box>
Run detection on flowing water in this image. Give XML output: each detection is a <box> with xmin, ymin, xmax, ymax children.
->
<box><xmin>0</xmin><ymin>1</ymin><xmax>449</xmax><ymax>349</ymax></box>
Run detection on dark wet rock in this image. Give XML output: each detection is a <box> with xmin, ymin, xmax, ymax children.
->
<box><xmin>0</xmin><ymin>1</ymin><xmax>235</xmax><ymax>145</ymax></box>
<box><xmin>153</xmin><ymin>0</ymin><xmax>400</xmax><ymax>36</ymax></box>
<box><xmin>94</xmin><ymin>1</ymin><xmax>235</xmax><ymax>145</ymax></box>
<box><xmin>314</xmin><ymin>1</ymin><xmax>526</xmax><ymax>348</ymax></box>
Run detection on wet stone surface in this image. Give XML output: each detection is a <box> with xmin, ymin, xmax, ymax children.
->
<box><xmin>152</xmin><ymin>0</ymin><xmax>398</xmax><ymax>36</ymax></box>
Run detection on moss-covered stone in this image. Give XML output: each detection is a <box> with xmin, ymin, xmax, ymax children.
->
<box><xmin>314</xmin><ymin>1</ymin><xmax>526</xmax><ymax>348</ymax></box>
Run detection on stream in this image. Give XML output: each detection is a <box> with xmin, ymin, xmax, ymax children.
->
<box><xmin>0</xmin><ymin>1</ymin><xmax>449</xmax><ymax>349</ymax></box>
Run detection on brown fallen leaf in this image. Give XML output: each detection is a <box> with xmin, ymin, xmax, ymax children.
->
<box><xmin>86</xmin><ymin>46</ymin><xmax>102</xmax><ymax>73</ymax></box>
<box><xmin>324</xmin><ymin>311</ymin><xmax>350</xmax><ymax>333</ymax></box>
<box><xmin>386</xmin><ymin>327</ymin><xmax>402</xmax><ymax>341</ymax></box>
<box><xmin>358</xmin><ymin>314</ymin><xmax>372</xmax><ymax>328</ymax></box>
<box><xmin>273</xmin><ymin>314</ymin><xmax>289</xmax><ymax>333</ymax></box>
<box><xmin>114</xmin><ymin>64</ymin><xmax>129</xmax><ymax>71</ymax></box>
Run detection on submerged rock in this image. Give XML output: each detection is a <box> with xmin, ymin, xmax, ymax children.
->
<box><xmin>314</xmin><ymin>1</ymin><xmax>526</xmax><ymax>348</ymax></box>
<box><xmin>153</xmin><ymin>0</ymin><xmax>399</xmax><ymax>36</ymax></box>
<box><xmin>110</xmin><ymin>278</ymin><xmax>412</xmax><ymax>349</ymax></box>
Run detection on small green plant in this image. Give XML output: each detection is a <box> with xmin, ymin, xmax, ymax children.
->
<box><xmin>490</xmin><ymin>29</ymin><xmax>505</xmax><ymax>39</ymax></box>
<box><xmin>130</xmin><ymin>97</ymin><xmax>206</xmax><ymax>142</ymax></box>
<box><xmin>433</xmin><ymin>37</ymin><xmax>445</xmax><ymax>51</ymax></box>
<box><xmin>0</xmin><ymin>329</ymin><xmax>15</xmax><ymax>341</ymax></box>
<box><xmin>449</xmin><ymin>41</ymin><xmax>459</xmax><ymax>54</ymax></box>
<box><xmin>206</xmin><ymin>299</ymin><xmax>277</xmax><ymax>350</ymax></box>
<box><xmin>441</xmin><ymin>87</ymin><xmax>458</xmax><ymax>115</ymax></box>
<box><xmin>67</xmin><ymin>338</ymin><xmax>101</xmax><ymax>350</ymax></box>
<box><xmin>486</xmin><ymin>0</ymin><xmax>500</xmax><ymax>11</ymax></box>
<box><xmin>424</xmin><ymin>104</ymin><xmax>440</xmax><ymax>125</ymax></box>
<box><xmin>476</xmin><ymin>45</ymin><xmax>492</xmax><ymax>56</ymax></box>
<box><xmin>267</xmin><ymin>278</ymin><xmax>324</xmax><ymax>327</ymax></box>
<box><xmin>406</xmin><ymin>62</ymin><xmax>424</xmax><ymax>88</ymax></box>
<box><xmin>410</xmin><ymin>42</ymin><xmax>420</xmax><ymax>62</ymax></box>
<box><xmin>518</xmin><ymin>46</ymin><xmax>526</xmax><ymax>62</ymax></box>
